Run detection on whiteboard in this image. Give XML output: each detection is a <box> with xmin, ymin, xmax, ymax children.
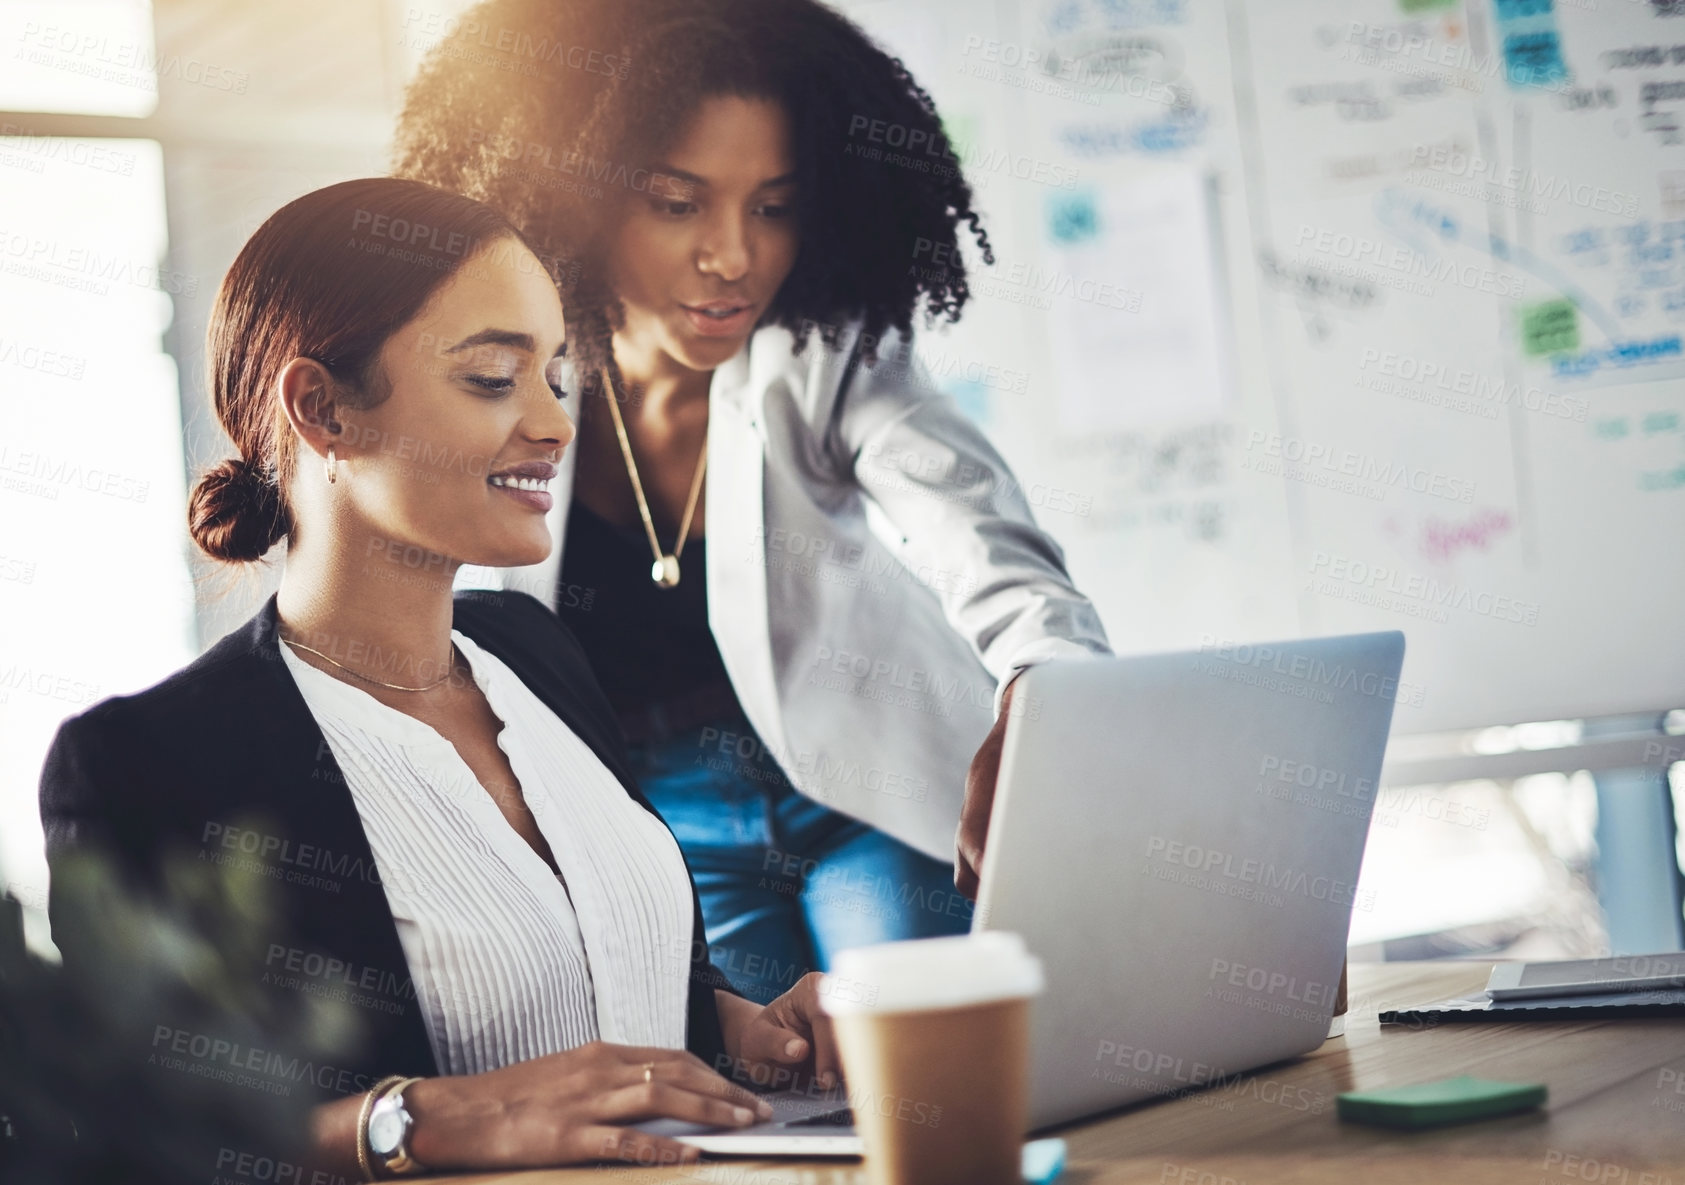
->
<box><xmin>840</xmin><ymin>0</ymin><xmax>1685</xmax><ymax>734</ymax></box>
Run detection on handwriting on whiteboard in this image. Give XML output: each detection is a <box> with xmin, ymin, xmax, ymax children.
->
<box><xmin>1419</xmin><ymin>508</ymin><xmax>1515</xmax><ymax>564</ymax></box>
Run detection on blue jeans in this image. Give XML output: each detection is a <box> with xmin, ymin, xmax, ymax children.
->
<box><xmin>627</xmin><ymin>715</ymin><xmax>974</xmax><ymax>1004</ymax></box>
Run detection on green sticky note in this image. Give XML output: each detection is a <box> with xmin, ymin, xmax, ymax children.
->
<box><xmin>1337</xmin><ymin>1076</ymin><xmax>1547</xmax><ymax>1129</ymax></box>
<box><xmin>943</xmin><ymin>113</ymin><xmax>978</xmax><ymax>160</ymax></box>
<box><xmin>1521</xmin><ymin>300</ymin><xmax>1579</xmax><ymax>356</ymax></box>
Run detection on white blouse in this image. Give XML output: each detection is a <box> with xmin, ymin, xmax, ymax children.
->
<box><xmin>278</xmin><ymin>629</ymin><xmax>696</xmax><ymax>1075</ymax></box>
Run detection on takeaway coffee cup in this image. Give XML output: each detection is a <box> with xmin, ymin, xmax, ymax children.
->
<box><xmin>820</xmin><ymin>932</ymin><xmax>1044</xmax><ymax>1185</ymax></box>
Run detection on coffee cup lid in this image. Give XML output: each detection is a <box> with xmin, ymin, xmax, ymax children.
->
<box><xmin>819</xmin><ymin>931</ymin><xmax>1044</xmax><ymax>1016</ymax></box>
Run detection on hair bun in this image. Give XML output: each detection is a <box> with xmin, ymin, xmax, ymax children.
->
<box><xmin>188</xmin><ymin>456</ymin><xmax>290</xmax><ymax>563</ymax></box>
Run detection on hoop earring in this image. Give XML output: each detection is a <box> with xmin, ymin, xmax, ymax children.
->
<box><xmin>325</xmin><ymin>446</ymin><xmax>338</xmax><ymax>485</ymax></box>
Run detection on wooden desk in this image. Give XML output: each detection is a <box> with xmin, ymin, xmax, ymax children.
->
<box><xmin>433</xmin><ymin>962</ymin><xmax>1685</xmax><ymax>1185</ymax></box>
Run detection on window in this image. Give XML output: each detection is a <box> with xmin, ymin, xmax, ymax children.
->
<box><xmin>0</xmin><ymin>0</ymin><xmax>194</xmax><ymax>955</ymax></box>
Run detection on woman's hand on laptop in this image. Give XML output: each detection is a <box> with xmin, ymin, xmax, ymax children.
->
<box><xmin>310</xmin><ymin>1042</ymin><xmax>773</xmax><ymax>1172</ymax></box>
<box><xmin>715</xmin><ymin>974</ymin><xmax>842</xmax><ymax>1092</ymax></box>
<box><xmin>957</xmin><ymin>672</ymin><xmax>1024</xmax><ymax>899</ymax></box>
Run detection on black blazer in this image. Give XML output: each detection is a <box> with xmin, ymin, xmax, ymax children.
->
<box><xmin>37</xmin><ymin>588</ymin><xmax>731</xmax><ymax>1098</ymax></box>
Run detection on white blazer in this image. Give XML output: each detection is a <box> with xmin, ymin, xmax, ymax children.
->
<box><xmin>462</xmin><ymin>320</ymin><xmax>1110</xmax><ymax>861</ymax></box>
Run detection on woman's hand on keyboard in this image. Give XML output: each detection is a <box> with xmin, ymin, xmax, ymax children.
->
<box><xmin>716</xmin><ymin>972</ymin><xmax>843</xmax><ymax>1092</ymax></box>
<box><xmin>397</xmin><ymin>1040</ymin><xmax>773</xmax><ymax>1168</ymax></box>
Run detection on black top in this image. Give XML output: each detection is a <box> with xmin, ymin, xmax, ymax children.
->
<box><xmin>37</xmin><ymin>589</ymin><xmax>733</xmax><ymax>1103</ymax></box>
<box><xmin>558</xmin><ymin>499</ymin><xmax>744</xmax><ymax>732</ymax></box>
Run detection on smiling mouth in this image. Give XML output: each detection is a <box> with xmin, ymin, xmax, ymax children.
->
<box><xmin>684</xmin><ymin>303</ymin><xmax>752</xmax><ymax>320</ymax></box>
<box><xmin>487</xmin><ymin>474</ymin><xmax>550</xmax><ymax>491</ymax></box>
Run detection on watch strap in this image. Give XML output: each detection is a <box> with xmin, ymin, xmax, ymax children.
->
<box><xmin>357</xmin><ymin>1075</ymin><xmax>407</xmax><ymax>1183</ymax></box>
<box><xmin>369</xmin><ymin>1076</ymin><xmax>428</xmax><ymax>1177</ymax></box>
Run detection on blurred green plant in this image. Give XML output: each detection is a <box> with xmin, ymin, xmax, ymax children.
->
<box><xmin>1</xmin><ymin>828</ymin><xmax>367</xmax><ymax>1184</ymax></box>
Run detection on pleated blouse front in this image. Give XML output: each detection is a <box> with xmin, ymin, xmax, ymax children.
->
<box><xmin>278</xmin><ymin>629</ymin><xmax>695</xmax><ymax>1075</ymax></box>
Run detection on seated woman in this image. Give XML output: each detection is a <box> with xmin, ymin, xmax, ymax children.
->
<box><xmin>37</xmin><ymin>177</ymin><xmax>836</xmax><ymax>1177</ymax></box>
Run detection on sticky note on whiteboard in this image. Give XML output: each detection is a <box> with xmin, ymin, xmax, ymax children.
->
<box><xmin>1491</xmin><ymin>0</ymin><xmax>1570</xmax><ymax>91</ymax></box>
<box><xmin>1047</xmin><ymin>190</ymin><xmax>1100</xmax><ymax>245</ymax></box>
<box><xmin>1521</xmin><ymin>299</ymin><xmax>1579</xmax><ymax>356</ymax></box>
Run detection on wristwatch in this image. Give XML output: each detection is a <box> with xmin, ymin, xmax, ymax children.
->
<box><xmin>366</xmin><ymin>1076</ymin><xmax>427</xmax><ymax>1177</ymax></box>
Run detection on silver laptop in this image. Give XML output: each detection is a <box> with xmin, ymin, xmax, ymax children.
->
<box><xmin>643</xmin><ymin>631</ymin><xmax>1405</xmax><ymax>1152</ymax></box>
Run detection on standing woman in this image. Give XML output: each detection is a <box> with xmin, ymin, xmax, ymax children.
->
<box><xmin>393</xmin><ymin>0</ymin><xmax>1110</xmax><ymax>1002</ymax></box>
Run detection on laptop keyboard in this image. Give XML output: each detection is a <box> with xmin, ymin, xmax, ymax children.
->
<box><xmin>785</xmin><ymin>1107</ymin><xmax>855</xmax><ymax>1127</ymax></box>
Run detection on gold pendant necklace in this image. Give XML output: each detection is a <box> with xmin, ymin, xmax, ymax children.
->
<box><xmin>600</xmin><ymin>367</ymin><xmax>708</xmax><ymax>589</ymax></box>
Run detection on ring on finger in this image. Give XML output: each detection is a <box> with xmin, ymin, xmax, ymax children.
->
<box><xmin>642</xmin><ymin>1061</ymin><xmax>655</xmax><ymax>1084</ymax></box>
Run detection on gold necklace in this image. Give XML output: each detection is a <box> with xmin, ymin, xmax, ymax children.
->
<box><xmin>281</xmin><ymin>636</ymin><xmax>458</xmax><ymax>693</ymax></box>
<box><xmin>600</xmin><ymin>366</ymin><xmax>708</xmax><ymax>589</ymax></box>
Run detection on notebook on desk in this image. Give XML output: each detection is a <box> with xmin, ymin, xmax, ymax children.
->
<box><xmin>1380</xmin><ymin>987</ymin><xmax>1685</xmax><ymax>1025</ymax></box>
